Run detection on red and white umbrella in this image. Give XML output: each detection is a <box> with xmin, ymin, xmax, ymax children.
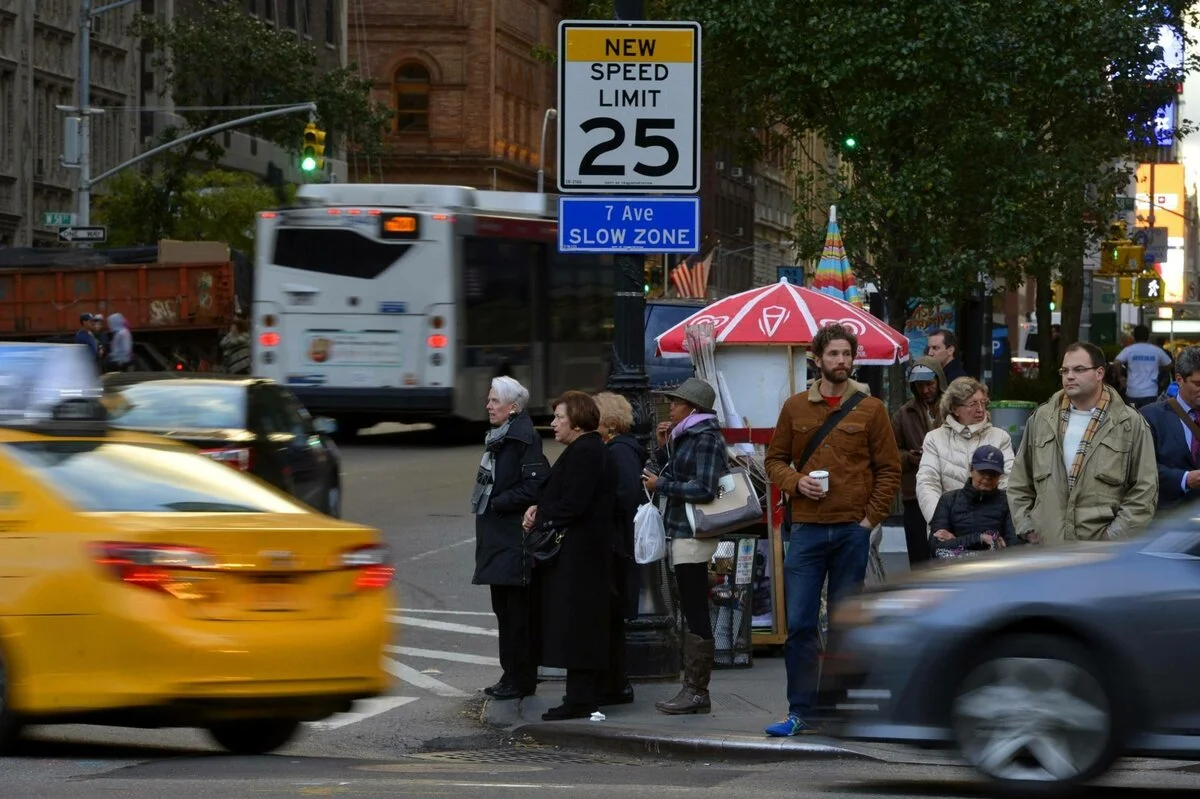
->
<box><xmin>654</xmin><ymin>278</ymin><xmax>910</xmax><ymax>365</ymax></box>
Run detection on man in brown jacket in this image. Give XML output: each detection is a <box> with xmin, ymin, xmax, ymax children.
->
<box><xmin>891</xmin><ymin>356</ymin><xmax>947</xmax><ymax>565</ymax></box>
<box><xmin>763</xmin><ymin>322</ymin><xmax>902</xmax><ymax>737</ymax></box>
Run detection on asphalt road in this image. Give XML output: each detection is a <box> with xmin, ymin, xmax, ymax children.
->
<box><xmin>7</xmin><ymin>426</ymin><xmax>1200</xmax><ymax>797</ymax></box>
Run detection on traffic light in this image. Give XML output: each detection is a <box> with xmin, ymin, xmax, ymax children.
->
<box><xmin>1116</xmin><ymin>245</ymin><xmax>1145</xmax><ymax>274</ymax></box>
<box><xmin>301</xmin><ymin>122</ymin><xmax>326</xmax><ymax>172</ymax></box>
<box><xmin>1098</xmin><ymin>237</ymin><xmax>1134</xmax><ymax>275</ymax></box>
<box><xmin>843</xmin><ymin>136</ymin><xmax>857</xmax><ymax>149</ymax></box>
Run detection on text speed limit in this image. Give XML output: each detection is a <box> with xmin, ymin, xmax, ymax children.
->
<box><xmin>558</xmin><ymin>21</ymin><xmax>701</xmax><ymax>194</ymax></box>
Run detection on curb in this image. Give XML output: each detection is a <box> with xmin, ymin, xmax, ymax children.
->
<box><xmin>510</xmin><ymin>721</ymin><xmax>884</xmax><ymax>764</ymax></box>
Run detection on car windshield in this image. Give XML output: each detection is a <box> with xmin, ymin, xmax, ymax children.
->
<box><xmin>2</xmin><ymin>440</ymin><xmax>307</xmax><ymax>514</ymax></box>
<box><xmin>105</xmin><ymin>382</ymin><xmax>246</xmax><ymax>430</ymax></box>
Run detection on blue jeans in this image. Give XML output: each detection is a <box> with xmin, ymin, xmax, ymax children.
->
<box><xmin>783</xmin><ymin>522</ymin><xmax>871</xmax><ymax>718</ymax></box>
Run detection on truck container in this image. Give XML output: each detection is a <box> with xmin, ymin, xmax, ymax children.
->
<box><xmin>0</xmin><ymin>241</ymin><xmax>252</xmax><ymax>370</ymax></box>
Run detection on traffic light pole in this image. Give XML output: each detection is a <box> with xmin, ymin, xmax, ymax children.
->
<box><xmin>83</xmin><ymin>103</ymin><xmax>318</xmax><ymax>190</ymax></box>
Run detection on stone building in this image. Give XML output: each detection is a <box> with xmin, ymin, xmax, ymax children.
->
<box><xmin>0</xmin><ymin>0</ymin><xmax>140</xmax><ymax>246</ymax></box>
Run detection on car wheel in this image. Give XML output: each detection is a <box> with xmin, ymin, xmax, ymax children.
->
<box><xmin>0</xmin><ymin>646</ymin><xmax>21</xmax><ymax>752</ymax></box>
<box><xmin>208</xmin><ymin>718</ymin><xmax>301</xmax><ymax>755</ymax></box>
<box><xmin>326</xmin><ymin>483</ymin><xmax>342</xmax><ymax>518</ymax></box>
<box><xmin>951</xmin><ymin>634</ymin><xmax>1119</xmax><ymax>794</ymax></box>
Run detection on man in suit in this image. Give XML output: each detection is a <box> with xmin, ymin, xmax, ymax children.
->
<box><xmin>1142</xmin><ymin>346</ymin><xmax>1200</xmax><ymax>508</ymax></box>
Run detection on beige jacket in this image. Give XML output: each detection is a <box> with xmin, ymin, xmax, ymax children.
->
<box><xmin>916</xmin><ymin>417</ymin><xmax>1015</xmax><ymax>522</ymax></box>
<box><xmin>1007</xmin><ymin>387</ymin><xmax>1158</xmax><ymax>545</ymax></box>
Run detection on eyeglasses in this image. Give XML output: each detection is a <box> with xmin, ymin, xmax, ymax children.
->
<box><xmin>962</xmin><ymin>400</ymin><xmax>989</xmax><ymax>410</ymax></box>
<box><xmin>1058</xmin><ymin>366</ymin><xmax>1100</xmax><ymax>376</ymax></box>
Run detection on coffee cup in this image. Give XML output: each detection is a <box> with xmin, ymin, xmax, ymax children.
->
<box><xmin>809</xmin><ymin>470</ymin><xmax>830</xmax><ymax>493</ymax></box>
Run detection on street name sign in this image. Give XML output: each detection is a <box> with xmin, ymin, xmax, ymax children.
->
<box><xmin>777</xmin><ymin>267</ymin><xmax>805</xmax><ymax>284</ymax></box>
<box><xmin>1132</xmin><ymin>226</ymin><xmax>1169</xmax><ymax>265</ymax></box>
<box><xmin>558</xmin><ymin>196</ymin><xmax>700</xmax><ymax>254</ymax></box>
<box><xmin>43</xmin><ymin>212</ymin><xmax>76</xmax><ymax>227</ymax></box>
<box><xmin>58</xmin><ymin>226</ymin><xmax>107</xmax><ymax>244</ymax></box>
<box><xmin>557</xmin><ymin>20</ymin><xmax>701</xmax><ymax>194</ymax></box>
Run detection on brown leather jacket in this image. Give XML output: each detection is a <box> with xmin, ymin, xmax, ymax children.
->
<box><xmin>891</xmin><ymin>356</ymin><xmax>947</xmax><ymax>501</ymax></box>
<box><xmin>765</xmin><ymin>379</ymin><xmax>903</xmax><ymax>529</ymax></box>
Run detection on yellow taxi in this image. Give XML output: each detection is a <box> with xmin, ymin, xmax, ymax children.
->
<box><xmin>0</xmin><ymin>344</ymin><xmax>392</xmax><ymax>754</ymax></box>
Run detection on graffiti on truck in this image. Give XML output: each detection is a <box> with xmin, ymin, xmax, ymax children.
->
<box><xmin>148</xmin><ymin>300</ymin><xmax>179</xmax><ymax>325</ymax></box>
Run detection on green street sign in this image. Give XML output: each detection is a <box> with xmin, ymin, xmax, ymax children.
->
<box><xmin>42</xmin><ymin>212</ymin><xmax>76</xmax><ymax>227</ymax></box>
<box><xmin>1115</xmin><ymin>197</ymin><xmax>1136</xmax><ymax>211</ymax></box>
<box><xmin>1100</xmin><ymin>292</ymin><xmax>1115</xmax><ymax>304</ymax></box>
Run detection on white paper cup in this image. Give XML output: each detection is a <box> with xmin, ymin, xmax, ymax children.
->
<box><xmin>809</xmin><ymin>470</ymin><xmax>830</xmax><ymax>493</ymax></box>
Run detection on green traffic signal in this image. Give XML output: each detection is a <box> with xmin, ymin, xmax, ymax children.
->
<box><xmin>844</xmin><ymin>137</ymin><xmax>857</xmax><ymax>149</ymax></box>
<box><xmin>301</xmin><ymin>154</ymin><xmax>317</xmax><ymax>171</ymax></box>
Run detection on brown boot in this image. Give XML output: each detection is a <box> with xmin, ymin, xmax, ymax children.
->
<box><xmin>655</xmin><ymin>633</ymin><xmax>714</xmax><ymax>715</ymax></box>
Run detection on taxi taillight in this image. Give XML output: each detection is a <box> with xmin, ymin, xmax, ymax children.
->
<box><xmin>92</xmin><ymin>543</ymin><xmax>216</xmax><ymax>597</ymax></box>
<box><xmin>341</xmin><ymin>544</ymin><xmax>394</xmax><ymax>590</ymax></box>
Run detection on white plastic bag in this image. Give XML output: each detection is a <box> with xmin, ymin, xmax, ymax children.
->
<box><xmin>633</xmin><ymin>497</ymin><xmax>667</xmax><ymax>565</ymax></box>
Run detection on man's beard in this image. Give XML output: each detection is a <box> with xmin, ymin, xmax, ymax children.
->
<box><xmin>822</xmin><ymin>366</ymin><xmax>850</xmax><ymax>384</ymax></box>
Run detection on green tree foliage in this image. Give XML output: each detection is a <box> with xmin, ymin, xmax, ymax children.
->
<box><xmin>96</xmin><ymin>169</ymin><xmax>295</xmax><ymax>254</ymax></box>
<box><xmin>120</xmin><ymin>2</ymin><xmax>390</xmax><ymax>239</ymax></box>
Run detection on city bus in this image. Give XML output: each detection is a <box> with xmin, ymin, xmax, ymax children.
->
<box><xmin>252</xmin><ymin>184</ymin><xmax>614</xmax><ymax>432</ymax></box>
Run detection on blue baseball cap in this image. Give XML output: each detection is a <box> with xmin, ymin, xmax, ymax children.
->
<box><xmin>971</xmin><ymin>444</ymin><xmax>1005</xmax><ymax>473</ymax></box>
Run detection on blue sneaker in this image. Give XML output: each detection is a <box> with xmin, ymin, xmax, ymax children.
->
<box><xmin>765</xmin><ymin>714</ymin><xmax>818</xmax><ymax>737</ymax></box>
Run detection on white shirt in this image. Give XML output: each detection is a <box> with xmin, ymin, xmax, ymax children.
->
<box><xmin>1116</xmin><ymin>342</ymin><xmax>1172</xmax><ymax>399</ymax></box>
<box><xmin>1062</xmin><ymin>407</ymin><xmax>1093</xmax><ymax>473</ymax></box>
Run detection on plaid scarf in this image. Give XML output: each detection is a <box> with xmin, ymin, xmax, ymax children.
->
<box><xmin>1058</xmin><ymin>387</ymin><xmax>1112</xmax><ymax>493</ymax></box>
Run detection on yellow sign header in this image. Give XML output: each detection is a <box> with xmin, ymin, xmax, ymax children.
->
<box><xmin>564</xmin><ymin>28</ymin><xmax>696</xmax><ymax>63</ymax></box>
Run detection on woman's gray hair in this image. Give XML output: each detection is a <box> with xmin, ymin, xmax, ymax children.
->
<box><xmin>1177</xmin><ymin>346</ymin><xmax>1200</xmax><ymax>380</ymax></box>
<box><xmin>939</xmin><ymin>376</ymin><xmax>988</xmax><ymax>420</ymax></box>
<box><xmin>490</xmin><ymin>376</ymin><xmax>530</xmax><ymax>411</ymax></box>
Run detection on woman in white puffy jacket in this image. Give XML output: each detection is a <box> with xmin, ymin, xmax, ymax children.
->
<box><xmin>916</xmin><ymin>377</ymin><xmax>1015</xmax><ymax>522</ymax></box>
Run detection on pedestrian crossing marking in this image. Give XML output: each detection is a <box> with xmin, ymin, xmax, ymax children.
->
<box><xmin>385</xmin><ymin>645</ymin><xmax>500</xmax><ymax>667</ymax></box>
<box><xmin>306</xmin><ymin>695</ymin><xmax>419</xmax><ymax>730</ymax></box>
<box><xmin>383</xmin><ymin>656</ymin><xmax>469</xmax><ymax>697</ymax></box>
<box><xmin>390</xmin><ymin>615</ymin><xmax>498</xmax><ymax>637</ymax></box>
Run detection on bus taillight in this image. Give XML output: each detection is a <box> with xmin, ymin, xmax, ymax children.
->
<box><xmin>427</xmin><ymin>334</ymin><xmax>448</xmax><ymax>349</ymax></box>
<box><xmin>260</xmin><ymin>332</ymin><xmax>281</xmax><ymax>347</ymax></box>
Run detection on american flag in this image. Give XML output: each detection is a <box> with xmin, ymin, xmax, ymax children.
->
<box><xmin>670</xmin><ymin>249</ymin><xmax>714</xmax><ymax>298</ymax></box>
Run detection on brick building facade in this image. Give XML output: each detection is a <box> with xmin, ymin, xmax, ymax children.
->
<box><xmin>354</xmin><ymin>0</ymin><xmax>562</xmax><ymax>191</ymax></box>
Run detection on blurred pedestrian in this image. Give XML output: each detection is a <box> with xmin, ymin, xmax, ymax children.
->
<box><xmin>1140</xmin><ymin>346</ymin><xmax>1200</xmax><ymax>509</ymax></box>
<box><xmin>104</xmin><ymin>313</ymin><xmax>134</xmax><ymax>372</ymax></box>
<box><xmin>642</xmin><ymin>377</ymin><xmax>727</xmax><ymax>716</ymax></box>
<box><xmin>1115</xmin><ymin>324</ymin><xmax>1172</xmax><ymax>409</ymax></box>
<box><xmin>915</xmin><ymin>377</ymin><xmax>1014</xmax><ymax>524</ymax></box>
<box><xmin>891</xmin><ymin>356</ymin><xmax>947</xmax><ymax>565</ymax></box>
<box><xmin>764</xmin><ymin>323</ymin><xmax>901</xmax><ymax>737</ymax></box>
<box><xmin>928</xmin><ymin>444</ymin><xmax>1020</xmax><ymax>559</ymax></box>
<box><xmin>594</xmin><ymin>391</ymin><xmax>646</xmax><ymax>706</ymax></box>
<box><xmin>472</xmin><ymin>376</ymin><xmax>549</xmax><ymax>701</ymax></box>
<box><xmin>522</xmin><ymin>391</ymin><xmax>617</xmax><ymax>720</ymax></box>
<box><xmin>926</xmin><ymin>328</ymin><xmax>967</xmax><ymax>381</ymax></box>
<box><xmin>1008</xmin><ymin>342</ymin><xmax>1157</xmax><ymax>545</ymax></box>
<box><xmin>74</xmin><ymin>313</ymin><xmax>98</xmax><ymax>363</ymax></box>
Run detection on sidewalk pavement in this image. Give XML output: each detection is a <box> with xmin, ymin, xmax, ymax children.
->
<box><xmin>483</xmin><ymin>653</ymin><xmax>951</xmax><ymax>765</ymax></box>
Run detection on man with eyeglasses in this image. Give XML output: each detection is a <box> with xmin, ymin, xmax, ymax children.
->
<box><xmin>1140</xmin><ymin>346</ymin><xmax>1200</xmax><ymax>509</ymax></box>
<box><xmin>1008</xmin><ymin>341</ymin><xmax>1157</xmax><ymax>546</ymax></box>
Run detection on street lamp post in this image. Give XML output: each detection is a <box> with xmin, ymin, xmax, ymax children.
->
<box><xmin>537</xmin><ymin>108</ymin><xmax>557</xmax><ymax>194</ymax></box>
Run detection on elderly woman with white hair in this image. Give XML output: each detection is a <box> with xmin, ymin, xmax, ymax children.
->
<box><xmin>470</xmin><ymin>376</ymin><xmax>549</xmax><ymax>701</ymax></box>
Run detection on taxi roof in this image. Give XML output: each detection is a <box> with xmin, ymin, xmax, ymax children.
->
<box><xmin>0</xmin><ymin>426</ymin><xmax>189</xmax><ymax>448</ymax></box>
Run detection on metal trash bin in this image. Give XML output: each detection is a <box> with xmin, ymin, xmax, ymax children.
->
<box><xmin>709</xmin><ymin>536</ymin><xmax>757</xmax><ymax>669</ymax></box>
<box><xmin>990</xmin><ymin>400</ymin><xmax>1038</xmax><ymax>454</ymax></box>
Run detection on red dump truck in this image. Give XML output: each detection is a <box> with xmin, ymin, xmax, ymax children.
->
<box><xmin>0</xmin><ymin>240</ymin><xmax>252</xmax><ymax>370</ymax></box>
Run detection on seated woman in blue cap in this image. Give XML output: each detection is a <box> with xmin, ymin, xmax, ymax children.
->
<box><xmin>928</xmin><ymin>444</ymin><xmax>1021</xmax><ymax>559</ymax></box>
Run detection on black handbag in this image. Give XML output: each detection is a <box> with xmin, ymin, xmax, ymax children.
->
<box><xmin>526</xmin><ymin>526</ymin><xmax>565</xmax><ymax>567</ymax></box>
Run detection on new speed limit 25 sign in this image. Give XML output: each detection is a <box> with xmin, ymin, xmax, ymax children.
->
<box><xmin>557</xmin><ymin>21</ymin><xmax>701</xmax><ymax>194</ymax></box>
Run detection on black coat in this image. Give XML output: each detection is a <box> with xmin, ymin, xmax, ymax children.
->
<box><xmin>472</xmin><ymin>412</ymin><xmax>548</xmax><ymax>587</ymax></box>
<box><xmin>533</xmin><ymin>432</ymin><xmax>617</xmax><ymax>670</ymax></box>
<box><xmin>607</xmin><ymin>433</ymin><xmax>647</xmax><ymax>560</ymax></box>
<box><xmin>929</xmin><ymin>480</ymin><xmax>1019</xmax><ymax>556</ymax></box>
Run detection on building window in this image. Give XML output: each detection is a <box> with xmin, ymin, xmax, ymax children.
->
<box><xmin>325</xmin><ymin>0</ymin><xmax>335</xmax><ymax>44</ymax></box>
<box><xmin>393</xmin><ymin>63</ymin><xmax>430</xmax><ymax>133</ymax></box>
<box><xmin>286</xmin><ymin>0</ymin><xmax>296</xmax><ymax>29</ymax></box>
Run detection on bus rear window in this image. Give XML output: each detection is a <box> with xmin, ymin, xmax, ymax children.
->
<box><xmin>3</xmin><ymin>441</ymin><xmax>307</xmax><ymax>514</ymax></box>
<box><xmin>273</xmin><ymin>228</ymin><xmax>414</xmax><ymax>279</ymax></box>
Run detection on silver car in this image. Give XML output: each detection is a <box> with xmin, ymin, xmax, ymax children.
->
<box><xmin>820</xmin><ymin>515</ymin><xmax>1200</xmax><ymax>796</ymax></box>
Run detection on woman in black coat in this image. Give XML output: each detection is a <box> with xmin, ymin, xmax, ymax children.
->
<box><xmin>594</xmin><ymin>391</ymin><xmax>647</xmax><ymax>706</ymax></box>
<box><xmin>471</xmin><ymin>376</ymin><xmax>549</xmax><ymax>700</ymax></box>
<box><xmin>522</xmin><ymin>390</ymin><xmax>618</xmax><ymax>720</ymax></box>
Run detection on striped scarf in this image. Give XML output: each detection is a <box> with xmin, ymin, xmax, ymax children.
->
<box><xmin>1058</xmin><ymin>387</ymin><xmax>1112</xmax><ymax>493</ymax></box>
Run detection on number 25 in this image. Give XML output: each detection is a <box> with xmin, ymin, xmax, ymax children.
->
<box><xmin>579</xmin><ymin>118</ymin><xmax>680</xmax><ymax>178</ymax></box>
